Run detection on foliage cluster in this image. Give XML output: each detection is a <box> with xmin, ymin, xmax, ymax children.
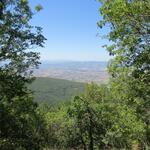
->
<box><xmin>43</xmin><ymin>84</ymin><xmax>146</xmax><ymax>149</ymax></box>
<box><xmin>0</xmin><ymin>0</ymin><xmax>48</xmax><ymax>149</ymax></box>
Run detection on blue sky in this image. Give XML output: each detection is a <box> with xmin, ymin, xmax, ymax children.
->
<box><xmin>29</xmin><ymin>0</ymin><xmax>110</xmax><ymax>61</ymax></box>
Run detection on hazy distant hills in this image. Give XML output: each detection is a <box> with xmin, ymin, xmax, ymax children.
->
<box><xmin>34</xmin><ymin>61</ymin><xmax>109</xmax><ymax>83</ymax></box>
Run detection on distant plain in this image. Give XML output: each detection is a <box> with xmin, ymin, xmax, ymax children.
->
<box><xmin>34</xmin><ymin>61</ymin><xmax>109</xmax><ymax>83</ymax></box>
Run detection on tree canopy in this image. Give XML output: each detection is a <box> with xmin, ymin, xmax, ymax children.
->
<box><xmin>0</xmin><ymin>0</ymin><xmax>47</xmax><ymax>149</ymax></box>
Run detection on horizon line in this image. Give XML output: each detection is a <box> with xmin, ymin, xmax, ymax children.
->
<box><xmin>40</xmin><ymin>59</ymin><xmax>110</xmax><ymax>62</ymax></box>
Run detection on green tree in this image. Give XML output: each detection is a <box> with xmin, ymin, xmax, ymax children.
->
<box><xmin>98</xmin><ymin>0</ymin><xmax>150</xmax><ymax>147</ymax></box>
<box><xmin>42</xmin><ymin>83</ymin><xmax>145</xmax><ymax>149</ymax></box>
<box><xmin>0</xmin><ymin>0</ymin><xmax>45</xmax><ymax>98</ymax></box>
<box><xmin>0</xmin><ymin>0</ymin><xmax>47</xmax><ymax>149</ymax></box>
<box><xmin>68</xmin><ymin>84</ymin><xmax>145</xmax><ymax>149</ymax></box>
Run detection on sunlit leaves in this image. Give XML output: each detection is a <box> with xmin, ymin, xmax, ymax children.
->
<box><xmin>0</xmin><ymin>0</ymin><xmax>47</xmax><ymax>149</ymax></box>
<box><xmin>35</xmin><ymin>4</ymin><xmax>43</xmax><ymax>12</ymax></box>
<box><xmin>99</xmin><ymin>0</ymin><xmax>150</xmax><ymax>147</ymax></box>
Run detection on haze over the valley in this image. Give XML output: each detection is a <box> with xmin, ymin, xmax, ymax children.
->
<box><xmin>34</xmin><ymin>61</ymin><xmax>109</xmax><ymax>83</ymax></box>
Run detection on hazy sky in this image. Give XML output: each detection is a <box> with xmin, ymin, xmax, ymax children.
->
<box><xmin>29</xmin><ymin>0</ymin><xmax>110</xmax><ymax>61</ymax></box>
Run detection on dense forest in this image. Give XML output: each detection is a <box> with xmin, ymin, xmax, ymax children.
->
<box><xmin>0</xmin><ymin>0</ymin><xmax>150</xmax><ymax>150</ymax></box>
<box><xmin>29</xmin><ymin>77</ymin><xmax>84</xmax><ymax>105</ymax></box>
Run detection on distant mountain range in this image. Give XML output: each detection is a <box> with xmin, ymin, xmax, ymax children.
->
<box><xmin>34</xmin><ymin>61</ymin><xmax>109</xmax><ymax>83</ymax></box>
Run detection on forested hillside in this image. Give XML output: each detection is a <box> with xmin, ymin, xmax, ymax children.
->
<box><xmin>29</xmin><ymin>77</ymin><xmax>85</xmax><ymax>104</ymax></box>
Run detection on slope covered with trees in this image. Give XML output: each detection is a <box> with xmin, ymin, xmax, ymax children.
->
<box><xmin>29</xmin><ymin>77</ymin><xmax>85</xmax><ymax>104</ymax></box>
